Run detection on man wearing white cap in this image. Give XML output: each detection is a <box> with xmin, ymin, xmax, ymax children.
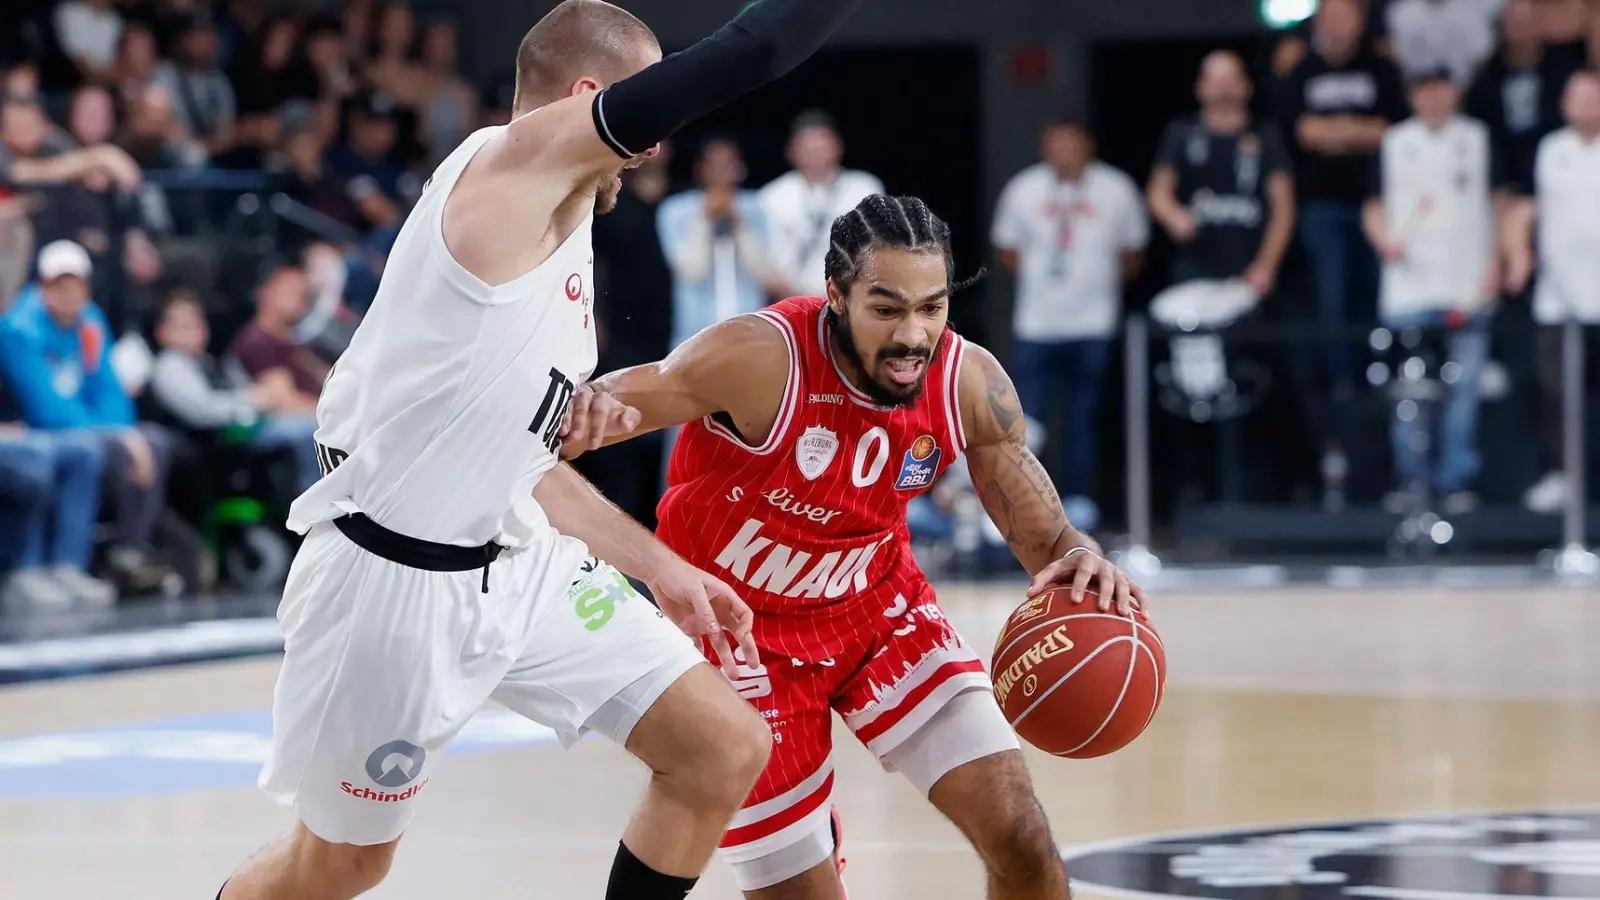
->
<box><xmin>0</xmin><ymin>239</ymin><xmax>178</xmax><ymax>595</ymax></box>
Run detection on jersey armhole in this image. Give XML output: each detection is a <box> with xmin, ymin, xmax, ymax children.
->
<box><xmin>699</xmin><ymin>310</ymin><xmax>801</xmax><ymax>455</ymax></box>
<box><xmin>941</xmin><ymin>333</ymin><xmax>969</xmax><ymax>453</ymax></box>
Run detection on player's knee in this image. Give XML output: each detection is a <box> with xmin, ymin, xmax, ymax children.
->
<box><xmin>670</xmin><ymin>690</ymin><xmax>770</xmax><ymax>809</ymax></box>
<box><xmin>977</xmin><ymin>804</ymin><xmax>1060</xmax><ymax>886</ymax></box>
<box><xmin>696</xmin><ymin>694</ymin><xmax>771</xmax><ymax>802</ymax></box>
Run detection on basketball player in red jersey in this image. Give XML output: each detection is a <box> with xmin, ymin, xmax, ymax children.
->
<box><xmin>563</xmin><ymin>194</ymin><xmax>1148</xmax><ymax>900</ymax></box>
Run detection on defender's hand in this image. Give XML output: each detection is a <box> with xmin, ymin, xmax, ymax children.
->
<box><xmin>1028</xmin><ymin>547</ymin><xmax>1149</xmax><ymax>619</ymax></box>
<box><xmin>646</xmin><ymin>558</ymin><xmax>759</xmax><ymax>678</ymax></box>
<box><xmin>559</xmin><ymin>385</ymin><xmax>641</xmax><ymax>460</ymax></box>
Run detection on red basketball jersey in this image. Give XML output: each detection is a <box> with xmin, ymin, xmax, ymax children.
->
<box><xmin>657</xmin><ymin>296</ymin><xmax>969</xmax><ymax>630</ymax></box>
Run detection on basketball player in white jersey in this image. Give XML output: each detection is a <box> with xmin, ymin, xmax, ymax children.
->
<box><xmin>214</xmin><ymin>2</ymin><xmax>868</xmax><ymax>898</ymax></box>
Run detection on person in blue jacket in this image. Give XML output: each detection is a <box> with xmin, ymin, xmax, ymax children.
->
<box><xmin>0</xmin><ymin>405</ymin><xmax>115</xmax><ymax>611</ymax></box>
<box><xmin>0</xmin><ymin>240</ymin><xmax>177</xmax><ymax>594</ymax></box>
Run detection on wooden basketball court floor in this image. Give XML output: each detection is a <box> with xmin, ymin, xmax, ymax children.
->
<box><xmin>1</xmin><ymin>580</ymin><xmax>1597</xmax><ymax>899</ymax></box>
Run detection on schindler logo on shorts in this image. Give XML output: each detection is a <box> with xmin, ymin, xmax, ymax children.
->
<box><xmin>342</xmin><ymin>740</ymin><xmax>428</xmax><ymax>802</ymax></box>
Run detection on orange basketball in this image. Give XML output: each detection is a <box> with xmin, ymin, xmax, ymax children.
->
<box><xmin>990</xmin><ymin>587</ymin><xmax>1166</xmax><ymax>759</ymax></box>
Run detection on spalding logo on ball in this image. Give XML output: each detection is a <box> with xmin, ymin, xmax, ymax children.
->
<box><xmin>991</xmin><ymin>587</ymin><xmax>1165</xmax><ymax>758</ymax></box>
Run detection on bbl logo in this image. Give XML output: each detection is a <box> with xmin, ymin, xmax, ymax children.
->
<box><xmin>1064</xmin><ymin>810</ymin><xmax>1600</xmax><ymax>900</ymax></box>
<box><xmin>893</xmin><ymin>434</ymin><xmax>941</xmax><ymax>491</ymax></box>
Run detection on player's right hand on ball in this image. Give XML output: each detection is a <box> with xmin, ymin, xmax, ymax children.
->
<box><xmin>646</xmin><ymin>558</ymin><xmax>759</xmax><ymax>679</ymax></box>
<box><xmin>559</xmin><ymin>385</ymin><xmax>641</xmax><ymax>460</ymax></box>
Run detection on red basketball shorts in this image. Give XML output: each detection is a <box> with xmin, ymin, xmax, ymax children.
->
<box><xmin>701</xmin><ymin>579</ymin><xmax>1014</xmax><ymax>889</ymax></box>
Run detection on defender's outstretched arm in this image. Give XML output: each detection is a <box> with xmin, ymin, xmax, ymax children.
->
<box><xmin>511</xmin><ymin>0</ymin><xmax>867</xmax><ymax>183</ymax></box>
<box><xmin>957</xmin><ymin>344</ymin><xmax>1148</xmax><ymax>616</ymax></box>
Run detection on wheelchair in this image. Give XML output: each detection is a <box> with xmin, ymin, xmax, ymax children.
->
<box><xmin>136</xmin><ymin>397</ymin><xmax>296</xmax><ymax>594</ymax></box>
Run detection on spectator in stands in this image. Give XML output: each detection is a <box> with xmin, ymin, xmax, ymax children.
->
<box><xmin>151</xmin><ymin>15</ymin><xmax>237</xmax><ymax>158</ymax></box>
<box><xmin>658</xmin><ymin>137</ymin><xmax>779</xmax><ymax>351</ymax></box>
<box><xmin>279</xmin><ymin>122</ymin><xmax>363</xmax><ymax>235</ymax></box>
<box><xmin>328</xmin><ymin>90</ymin><xmax>419</xmax><ymax>239</ymax></box>
<box><xmin>1270</xmin><ymin>0</ymin><xmax>1394</xmax><ymax>83</ymax></box>
<box><xmin>1</xmin><ymin>93</ymin><xmax>142</xmax><ymax>193</ymax></box>
<box><xmin>1464</xmin><ymin>0</ymin><xmax>1565</xmax><ymax>196</ymax></box>
<box><xmin>1147</xmin><ymin>50</ymin><xmax>1297</xmax><ymax>504</ymax></box>
<box><xmin>229</xmin><ymin>259</ymin><xmax>328</xmax><ymax>415</ymax></box>
<box><xmin>292</xmin><ymin>16</ymin><xmax>359</xmax><ymax>108</ymax></box>
<box><xmin>1282</xmin><ymin>0</ymin><xmax>1410</xmax><ymax>501</ymax></box>
<box><xmin>991</xmin><ymin>116</ymin><xmax>1148</xmax><ymax>532</ymax></box>
<box><xmin>230</xmin><ymin>16</ymin><xmax>298</xmax><ymax>118</ymax></box>
<box><xmin>1386</xmin><ymin>0</ymin><xmax>1496</xmax><ymax>85</ymax></box>
<box><xmin>1537</xmin><ymin>0</ymin><xmax>1598</xmax><ymax>82</ymax></box>
<box><xmin>53</xmin><ymin>0</ymin><xmax>124</xmax><ymax>88</ymax></box>
<box><xmin>150</xmin><ymin>291</ymin><xmax>321</xmax><ymax>493</ymax></box>
<box><xmin>0</xmin><ymin>189</ymin><xmax>29</xmax><ymax>309</ymax></box>
<box><xmin>67</xmin><ymin>86</ymin><xmax>116</xmax><ymax>149</ymax></box>
<box><xmin>0</xmin><ymin>413</ymin><xmax>115</xmax><ymax>612</ymax></box>
<box><xmin>0</xmin><ymin>240</ymin><xmax>176</xmax><ymax>594</ymax></box>
<box><xmin>109</xmin><ymin>24</ymin><xmax>161</xmax><ymax>113</ymax></box>
<box><xmin>415</xmin><ymin>20</ymin><xmax>479</xmax><ymax>167</ymax></box>
<box><xmin>1505</xmin><ymin>71</ymin><xmax>1600</xmax><ymax>513</ymax></box>
<box><xmin>118</xmin><ymin>84</ymin><xmax>198</xmax><ymax>169</ymax></box>
<box><xmin>1150</xmin><ymin>51</ymin><xmax>1296</xmax><ymax>298</ymax></box>
<box><xmin>759</xmin><ymin>111</ymin><xmax>885</xmax><ymax>298</ymax></box>
<box><xmin>1363</xmin><ymin>67</ymin><xmax>1498</xmax><ymax>513</ymax></box>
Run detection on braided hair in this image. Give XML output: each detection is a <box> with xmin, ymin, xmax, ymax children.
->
<box><xmin>823</xmin><ymin>194</ymin><xmax>985</xmax><ymax>297</ymax></box>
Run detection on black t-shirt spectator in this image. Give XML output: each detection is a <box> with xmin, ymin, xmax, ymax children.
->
<box><xmin>1281</xmin><ymin>48</ymin><xmax>1409</xmax><ymax>203</ymax></box>
<box><xmin>1461</xmin><ymin>50</ymin><xmax>1565</xmax><ymax>194</ymax></box>
<box><xmin>1155</xmin><ymin>115</ymin><xmax>1292</xmax><ymax>281</ymax></box>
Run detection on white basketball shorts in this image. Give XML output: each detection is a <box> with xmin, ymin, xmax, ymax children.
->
<box><xmin>257</xmin><ymin>521</ymin><xmax>704</xmax><ymax>846</ymax></box>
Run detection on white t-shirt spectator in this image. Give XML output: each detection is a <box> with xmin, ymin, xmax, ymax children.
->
<box><xmin>1372</xmin><ymin>115</ymin><xmax>1496</xmax><ymax>318</ymax></box>
<box><xmin>1386</xmin><ymin>0</ymin><xmax>1496</xmax><ymax>85</ymax></box>
<box><xmin>758</xmin><ymin>169</ymin><xmax>884</xmax><ymax>297</ymax></box>
<box><xmin>991</xmin><ymin>160</ymin><xmax>1148</xmax><ymax>342</ymax></box>
<box><xmin>1532</xmin><ymin>127</ymin><xmax>1600</xmax><ymax>323</ymax></box>
<box><xmin>54</xmin><ymin>1</ymin><xmax>123</xmax><ymax>74</ymax></box>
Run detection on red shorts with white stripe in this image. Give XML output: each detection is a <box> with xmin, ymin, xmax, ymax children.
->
<box><xmin>703</xmin><ymin>577</ymin><xmax>1000</xmax><ymax>876</ymax></box>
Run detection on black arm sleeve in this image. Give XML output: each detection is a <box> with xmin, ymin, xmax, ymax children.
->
<box><xmin>592</xmin><ymin>0</ymin><xmax>865</xmax><ymax>158</ymax></box>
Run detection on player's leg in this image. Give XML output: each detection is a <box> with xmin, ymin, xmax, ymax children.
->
<box><xmin>221</xmin><ymin>526</ymin><xmax>520</xmax><ymax>899</ymax></box>
<box><xmin>895</xmin><ymin>694</ymin><xmax>1067</xmax><ymax>899</ymax></box>
<box><xmin>491</xmin><ymin>558</ymin><xmax>773</xmax><ymax>897</ymax></box>
<box><xmin>837</xmin><ymin>588</ymin><xmax>1062</xmax><ymax>899</ymax></box>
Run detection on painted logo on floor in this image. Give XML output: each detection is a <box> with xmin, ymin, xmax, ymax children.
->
<box><xmin>0</xmin><ymin>709</ymin><xmax>557</xmax><ymax>799</ymax></box>
<box><xmin>1064</xmin><ymin>810</ymin><xmax>1600</xmax><ymax>900</ymax></box>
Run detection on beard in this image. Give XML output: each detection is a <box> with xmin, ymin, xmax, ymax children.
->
<box><xmin>828</xmin><ymin>305</ymin><xmax>939</xmax><ymax>409</ymax></box>
<box><xmin>594</xmin><ymin>171</ymin><xmax>624</xmax><ymax>214</ymax></box>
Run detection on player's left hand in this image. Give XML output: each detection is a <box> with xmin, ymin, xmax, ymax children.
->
<box><xmin>1027</xmin><ymin>547</ymin><xmax>1149</xmax><ymax>619</ymax></box>
<box><xmin>646</xmin><ymin>557</ymin><xmax>760</xmax><ymax>679</ymax></box>
<box><xmin>559</xmin><ymin>385</ymin><xmax>641</xmax><ymax>460</ymax></box>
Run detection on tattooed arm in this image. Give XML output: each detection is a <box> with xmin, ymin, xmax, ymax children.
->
<box><xmin>957</xmin><ymin>343</ymin><xmax>1147</xmax><ymax>615</ymax></box>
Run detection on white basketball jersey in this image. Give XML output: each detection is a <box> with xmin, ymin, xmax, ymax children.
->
<box><xmin>286</xmin><ymin>125</ymin><xmax>599</xmax><ymax>551</ymax></box>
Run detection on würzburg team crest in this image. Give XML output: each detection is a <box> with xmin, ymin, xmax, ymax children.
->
<box><xmin>795</xmin><ymin>425</ymin><xmax>840</xmax><ymax>481</ymax></box>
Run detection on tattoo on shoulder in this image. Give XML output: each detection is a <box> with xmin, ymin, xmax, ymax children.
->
<box><xmin>983</xmin><ymin>365</ymin><xmax>1023</xmax><ymax>437</ymax></box>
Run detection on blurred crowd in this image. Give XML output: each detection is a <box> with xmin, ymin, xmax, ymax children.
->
<box><xmin>0</xmin><ymin>0</ymin><xmax>500</xmax><ymax>612</ymax></box>
<box><xmin>584</xmin><ymin>0</ymin><xmax>1600</xmax><ymax>554</ymax></box>
<box><xmin>3</xmin><ymin>0</ymin><xmax>1599</xmax><ymax>613</ymax></box>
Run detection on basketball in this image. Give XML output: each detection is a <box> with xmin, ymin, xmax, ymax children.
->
<box><xmin>990</xmin><ymin>587</ymin><xmax>1166</xmax><ymax>759</ymax></box>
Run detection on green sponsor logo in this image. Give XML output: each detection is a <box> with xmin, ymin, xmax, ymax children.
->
<box><xmin>573</xmin><ymin>568</ymin><xmax>634</xmax><ymax>631</ymax></box>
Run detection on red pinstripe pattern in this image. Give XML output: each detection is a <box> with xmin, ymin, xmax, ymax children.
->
<box><xmin>658</xmin><ymin>297</ymin><xmax>977</xmax><ymax>844</ymax></box>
